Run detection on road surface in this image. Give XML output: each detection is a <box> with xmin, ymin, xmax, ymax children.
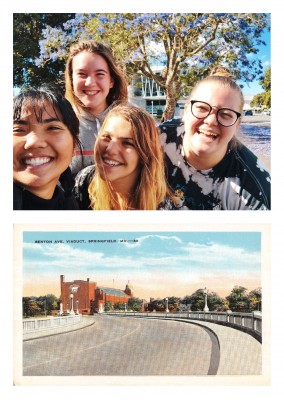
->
<box><xmin>23</xmin><ymin>315</ymin><xmax>219</xmax><ymax>376</ymax></box>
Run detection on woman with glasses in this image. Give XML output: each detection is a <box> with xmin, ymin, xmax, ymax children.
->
<box><xmin>160</xmin><ymin>66</ymin><xmax>271</xmax><ymax>210</ymax></box>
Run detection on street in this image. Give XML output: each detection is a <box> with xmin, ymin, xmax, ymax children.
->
<box><xmin>23</xmin><ymin>315</ymin><xmax>217</xmax><ymax>376</ymax></box>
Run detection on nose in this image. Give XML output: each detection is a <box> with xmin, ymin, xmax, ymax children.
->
<box><xmin>24</xmin><ymin>131</ymin><xmax>47</xmax><ymax>150</ymax></box>
<box><xmin>203</xmin><ymin>108</ymin><xmax>218</xmax><ymax>125</ymax></box>
<box><xmin>85</xmin><ymin>75</ymin><xmax>95</xmax><ymax>86</ymax></box>
<box><xmin>105</xmin><ymin>139</ymin><xmax>120</xmax><ymax>153</ymax></box>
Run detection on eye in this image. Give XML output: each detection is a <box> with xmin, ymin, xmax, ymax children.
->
<box><xmin>101</xmin><ymin>134</ymin><xmax>111</xmax><ymax>142</ymax></box>
<box><xmin>13</xmin><ymin>125</ymin><xmax>26</xmax><ymax>135</ymax></box>
<box><xmin>123</xmin><ymin>140</ymin><xmax>135</xmax><ymax>147</ymax></box>
<box><xmin>219</xmin><ymin>110</ymin><xmax>234</xmax><ymax>119</ymax></box>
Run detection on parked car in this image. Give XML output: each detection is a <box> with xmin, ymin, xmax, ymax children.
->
<box><xmin>262</xmin><ymin>109</ymin><xmax>271</xmax><ymax>115</ymax></box>
<box><xmin>244</xmin><ymin>110</ymin><xmax>253</xmax><ymax>116</ymax></box>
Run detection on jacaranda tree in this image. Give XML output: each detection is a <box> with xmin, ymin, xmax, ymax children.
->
<box><xmin>25</xmin><ymin>13</ymin><xmax>270</xmax><ymax>121</ymax></box>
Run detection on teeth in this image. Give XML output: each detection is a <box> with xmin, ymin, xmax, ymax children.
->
<box><xmin>199</xmin><ymin>130</ymin><xmax>218</xmax><ymax>138</ymax></box>
<box><xmin>84</xmin><ymin>90</ymin><xmax>98</xmax><ymax>95</ymax></box>
<box><xmin>24</xmin><ymin>157</ymin><xmax>51</xmax><ymax>166</ymax></box>
<box><xmin>104</xmin><ymin>159</ymin><xmax>121</xmax><ymax>166</ymax></box>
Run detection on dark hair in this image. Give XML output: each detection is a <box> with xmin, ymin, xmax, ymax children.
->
<box><xmin>13</xmin><ymin>85</ymin><xmax>82</xmax><ymax>194</ymax></box>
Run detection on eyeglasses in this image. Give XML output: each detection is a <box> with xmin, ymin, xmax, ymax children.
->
<box><xmin>190</xmin><ymin>100</ymin><xmax>241</xmax><ymax>127</ymax></box>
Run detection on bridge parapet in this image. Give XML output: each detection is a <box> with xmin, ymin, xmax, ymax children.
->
<box><xmin>106</xmin><ymin>311</ymin><xmax>262</xmax><ymax>342</ymax></box>
<box><xmin>23</xmin><ymin>314</ymin><xmax>82</xmax><ymax>333</ymax></box>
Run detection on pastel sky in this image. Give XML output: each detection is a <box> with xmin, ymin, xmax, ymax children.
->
<box><xmin>22</xmin><ymin>231</ymin><xmax>262</xmax><ymax>300</ymax></box>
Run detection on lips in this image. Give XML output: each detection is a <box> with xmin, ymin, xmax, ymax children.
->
<box><xmin>22</xmin><ymin>157</ymin><xmax>53</xmax><ymax>167</ymax></box>
<box><xmin>198</xmin><ymin>129</ymin><xmax>219</xmax><ymax>139</ymax></box>
<box><xmin>83</xmin><ymin>90</ymin><xmax>99</xmax><ymax>96</ymax></box>
<box><xmin>103</xmin><ymin>158</ymin><xmax>123</xmax><ymax>167</ymax></box>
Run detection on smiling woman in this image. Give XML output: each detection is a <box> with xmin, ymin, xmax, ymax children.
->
<box><xmin>160</xmin><ymin>66</ymin><xmax>271</xmax><ymax>210</ymax></box>
<box><xmin>13</xmin><ymin>86</ymin><xmax>81</xmax><ymax>210</ymax></box>
<box><xmin>73</xmin><ymin>105</ymin><xmax>183</xmax><ymax>210</ymax></box>
<box><xmin>65</xmin><ymin>40</ymin><xmax>128</xmax><ymax>175</ymax></box>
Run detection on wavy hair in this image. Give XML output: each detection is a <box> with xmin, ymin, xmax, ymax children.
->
<box><xmin>65</xmin><ymin>40</ymin><xmax>128</xmax><ymax>114</ymax></box>
<box><xmin>88</xmin><ymin>105</ymin><xmax>172</xmax><ymax>210</ymax></box>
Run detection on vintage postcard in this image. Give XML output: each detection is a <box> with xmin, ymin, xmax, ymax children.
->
<box><xmin>14</xmin><ymin>223</ymin><xmax>270</xmax><ymax>386</ymax></box>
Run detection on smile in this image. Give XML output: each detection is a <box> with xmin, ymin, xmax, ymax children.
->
<box><xmin>103</xmin><ymin>158</ymin><xmax>123</xmax><ymax>167</ymax></box>
<box><xmin>198</xmin><ymin>129</ymin><xmax>219</xmax><ymax>139</ymax></box>
<box><xmin>23</xmin><ymin>157</ymin><xmax>53</xmax><ymax>167</ymax></box>
<box><xmin>83</xmin><ymin>90</ymin><xmax>99</xmax><ymax>95</ymax></box>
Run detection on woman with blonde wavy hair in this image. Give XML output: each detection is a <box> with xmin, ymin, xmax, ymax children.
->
<box><xmin>73</xmin><ymin>105</ymin><xmax>182</xmax><ymax>210</ymax></box>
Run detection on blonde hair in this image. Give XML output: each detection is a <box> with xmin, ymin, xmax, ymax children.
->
<box><xmin>188</xmin><ymin>65</ymin><xmax>244</xmax><ymax>112</ymax></box>
<box><xmin>65</xmin><ymin>40</ymin><xmax>128</xmax><ymax>114</ymax></box>
<box><xmin>88</xmin><ymin>105</ymin><xmax>172</xmax><ymax>210</ymax></box>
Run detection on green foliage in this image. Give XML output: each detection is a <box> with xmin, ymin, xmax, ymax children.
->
<box><xmin>104</xmin><ymin>301</ymin><xmax>112</xmax><ymax>312</ymax></box>
<box><xmin>14</xmin><ymin>13</ymin><xmax>270</xmax><ymax>120</ymax></box>
<box><xmin>251</xmin><ymin>66</ymin><xmax>271</xmax><ymax>108</ymax></box>
<box><xmin>13</xmin><ymin>13</ymin><xmax>75</xmax><ymax>89</ymax></box>
<box><xmin>22</xmin><ymin>294</ymin><xmax>59</xmax><ymax>317</ymax></box>
<box><xmin>127</xmin><ymin>297</ymin><xmax>143</xmax><ymax>312</ymax></box>
<box><xmin>113</xmin><ymin>302</ymin><xmax>126</xmax><ymax>311</ymax></box>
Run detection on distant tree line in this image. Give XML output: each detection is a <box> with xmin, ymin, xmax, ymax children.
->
<box><xmin>23</xmin><ymin>294</ymin><xmax>59</xmax><ymax>317</ymax></box>
<box><xmin>22</xmin><ymin>286</ymin><xmax>261</xmax><ymax>317</ymax></box>
<box><xmin>109</xmin><ymin>286</ymin><xmax>261</xmax><ymax>313</ymax></box>
<box><xmin>251</xmin><ymin>66</ymin><xmax>271</xmax><ymax>109</ymax></box>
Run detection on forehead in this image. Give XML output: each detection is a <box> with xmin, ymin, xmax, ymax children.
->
<box><xmin>103</xmin><ymin>115</ymin><xmax>133</xmax><ymax>136</ymax></box>
<box><xmin>16</xmin><ymin>100</ymin><xmax>61</xmax><ymax>121</ymax></box>
<box><xmin>192</xmin><ymin>81</ymin><xmax>241</xmax><ymax>110</ymax></box>
<box><xmin>72</xmin><ymin>51</ymin><xmax>110</xmax><ymax>71</ymax></box>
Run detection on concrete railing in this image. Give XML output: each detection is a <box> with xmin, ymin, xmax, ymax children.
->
<box><xmin>23</xmin><ymin>314</ymin><xmax>82</xmax><ymax>332</ymax></box>
<box><xmin>106</xmin><ymin>311</ymin><xmax>262</xmax><ymax>342</ymax></box>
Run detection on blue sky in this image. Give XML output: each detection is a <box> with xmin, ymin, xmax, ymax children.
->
<box><xmin>22</xmin><ymin>231</ymin><xmax>261</xmax><ymax>299</ymax></box>
<box><xmin>238</xmin><ymin>29</ymin><xmax>271</xmax><ymax>95</ymax></box>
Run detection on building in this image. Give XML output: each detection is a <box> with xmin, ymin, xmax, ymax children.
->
<box><xmin>128</xmin><ymin>67</ymin><xmax>186</xmax><ymax>118</ymax></box>
<box><xmin>60</xmin><ymin>275</ymin><xmax>133</xmax><ymax>314</ymax></box>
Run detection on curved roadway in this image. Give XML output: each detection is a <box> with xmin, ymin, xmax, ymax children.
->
<box><xmin>23</xmin><ymin>315</ymin><xmax>219</xmax><ymax>376</ymax></box>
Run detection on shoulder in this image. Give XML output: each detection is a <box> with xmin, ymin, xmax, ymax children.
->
<box><xmin>234</xmin><ymin>142</ymin><xmax>271</xmax><ymax>179</ymax></box>
<box><xmin>74</xmin><ymin>165</ymin><xmax>96</xmax><ymax>187</ymax></box>
<box><xmin>159</xmin><ymin>118</ymin><xmax>185</xmax><ymax>143</ymax></box>
<box><xmin>13</xmin><ymin>182</ymin><xmax>23</xmax><ymax>210</ymax></box>
<box><xmin>73</xmin><ymin>165</ymin><xmax>96</xmax><ymax>210</ymax></box>
<box><xmin>231</xmin><ymin>142</ymin><xmax>271</xmax><ymax>209</ymax></box>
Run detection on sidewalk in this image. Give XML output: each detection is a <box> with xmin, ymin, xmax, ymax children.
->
<box><xmin>175</xmin><ymin>319</ymin><xmax>262</xmax><ymax>375</ymax></box>
<box><xmin>23</xmin><ymin>316</ymin><xmax>96</xmax><ymax>341</ymax></box>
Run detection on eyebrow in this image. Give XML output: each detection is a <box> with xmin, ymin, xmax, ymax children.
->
<box><xmin>13</xmin><ymin>118</ymin><xmax>62</xmax><ymax>124</ymax></box>
<box><xmin>76</xmin><ymin>68</ymin><xmax>108</xmax><ymax>73</ymax></box>
<box><xmin>102</xmin><ymin>131</ymin><xmax>134</xmax><ymax>141</ymax></box>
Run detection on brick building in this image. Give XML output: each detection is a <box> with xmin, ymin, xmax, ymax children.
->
<box><xmin>60</xmin><ymin>275</ymin><xmax>133</xmax><ymax>314</ymax></box>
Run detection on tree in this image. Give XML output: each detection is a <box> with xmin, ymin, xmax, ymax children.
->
<box><xmin>113</xmin><ymin>302</ymin><xmax>126</xmax><ymax>311</ymax></box>
<box><xmin>22</xmin><ymin>297</ymin><xmax>41</xmax><ymax>317</ymax></box>
<box><xmin>226</xmin><ymin>286</ymin><xmax>249</xmax><ymax>312</ymax></box>
<box><xmin>37</xmin><ymin>294</ymin><xmax>59</xmax><ymax>315</ymax></box>
<box><xmin>104</xmin><ymin>301</ymin><xmax>112</xmax><ymax>312</ymax></box>
<box><xmin>251</xmin><ymin>66</ymin><xmax>271</xmax><ymax>109</ymax></box>
<box><xmin>13</xmin><ymin>13</ymin><xmax>75</xmax><ymax>89</ymax></box>
<box><xmin>184</xmin><ymin>289</ymin><xmax>207</xmax><ymax>311</ymax></box>
<box><xmin>247</xmin><ymin>287</ymin><xmax>262</xmax><ymax>312</ymax></box>
<box><xmin>18</xmin><ymin>13</ymin><xmax>270</xmax><ymax>121</ymax></box>
<box><xmin>167</xmin><ymin>296</ymin><xmax>181</xmax><ymax>312</ymax></box>
<box><xmin>128</xmin><ymin>297</ymin><xmax>143</xmax><ymax>312</ymax></box>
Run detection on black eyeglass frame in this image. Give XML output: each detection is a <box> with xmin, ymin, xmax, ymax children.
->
<box><xmin>190</xmin><ymin>100</ymin><xmax>241</xmax><ymax>127</ymax></box>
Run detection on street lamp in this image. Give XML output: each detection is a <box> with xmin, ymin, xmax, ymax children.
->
<box><xmin>124</xmin><ymin>303</ymin><xmax>127</xmax><ymax>313</ymax></box>
<box><xmin>203</xmin><ymin>288</ymin><xmax>209</xmax><ymax>312</ymax></box>
<box><xmin>165</xmin><ymin>297</ymin><xmax>169</xmax><ymax>313</ymax></box>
